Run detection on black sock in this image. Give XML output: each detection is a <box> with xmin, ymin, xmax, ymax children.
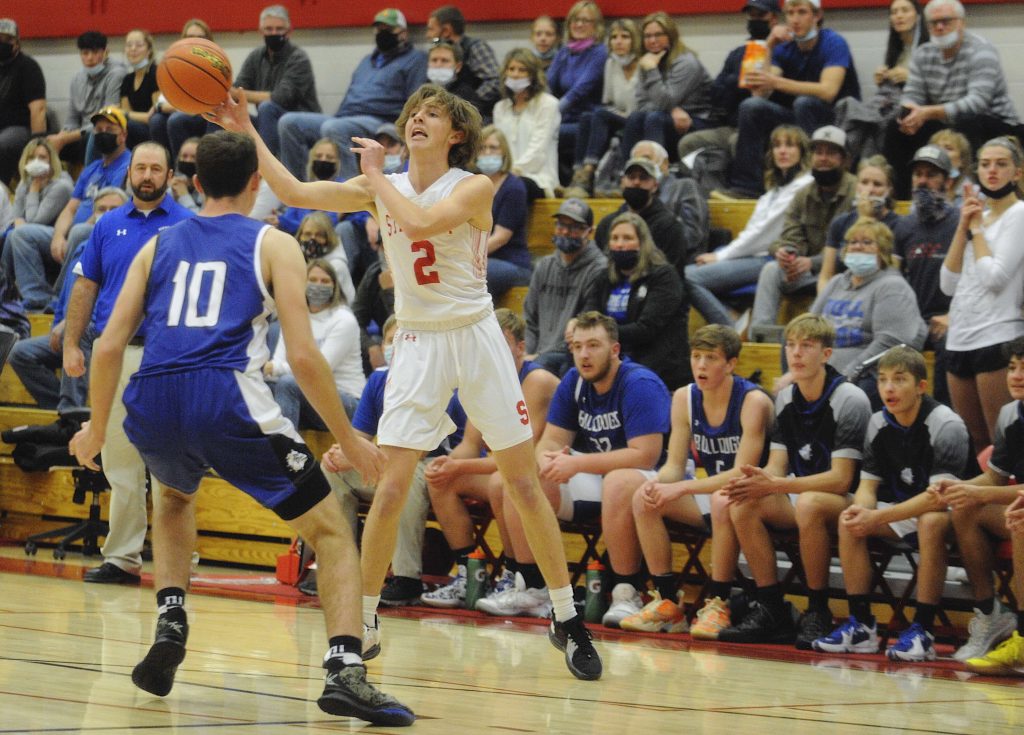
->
<box><xmin>807</xmin><ymin>588</ymin><xmax>830</xmax><ymax>614</ymax></box>
<box><xmin>976</xmin><ymin>597</ymin><xmax>995</xmax><ymax>616</ymax></box>
<box><xmin>453</xmin><ymin>545</ymin><xmax>476</xmax><ymax>569</ymax></box>
<box><xmin>654</xmin><ymin>573</ymin><xmax>677</xmax><ymax>602</ymax></box>
<box><xmin>848</xmin><ymin>595</ymin><xmax>874</xmax><ymax>626</ymax></box>
<box><xmin>157</xmin><ymin>587</ymin><xmax>187</xmax><ymax>622</ymax></box>
<box><xmin>756</xmin><ymin>584</ymin><xmax>786</xmax><ymax>616</ymax></box>
<box><xmin>707</xmin><ymin>580</ymin><xmax>732</xmax><ymax>602</ymax></box>
<box><xmin>1017</xmin><ymin>610</ymin><xmax>1024</xmax><ymax>635</ymax></box>
<box><xmin>324</xmin><ymin>635</ymin><xmax>362</xmax><ymax>671</ymax></box>
<box><xmin>518</xmin><ymin>562</ymin><xmax>546</xmax><ymax>590</ymax></box>
<box><xmin>913</xmin><ymin>602</ymin><xmax>937</xmax><ymax>631</ymax></box>
<box><xmin>613</xmin><ymin>571</ymin><xmax>646</xmax><ymax>593</ymax></box>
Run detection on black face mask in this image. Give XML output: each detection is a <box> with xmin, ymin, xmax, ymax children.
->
<box><xmin>176</xmin><ymin>160</ymin><xmax>196</xmax><ymax>179</ymax></box>
<box><xmin>300</xmin><ymin>238</ymin><xmax>329</xmax><ymax>259</ymax></box>
<box><xmin>611</xmin><ymin>249</ymin><xmax>640</xmax><ymax>272</ymax></box>
<box><xmin>375</xmin><ymin>28</ymin><xmax>400</xmax><ymax>53</ymax></box>
<box><xmin>0</xmin><ymin>42</ymin><xmax>14</xmax><ymax>62</ymax></box>
<box><xmin>622</xmin><ymin>186</ymin><xmax>652</xmax><ymax>211</ymax></box>
<box><xmin>553</xmin><ymin>234</ymin><xmax>585</xmax><ymax>254</ymax></box>
<box><xmin>311</xmin><ymin>160</ymin><xmax>337</xmax><ymax>181</ymax></box>
<box><xmin>979</xmin><ymin>180</ymin><xmax>1018</xmax><ymax>200</ymax></box>
<box><xmin>93</xmin><ymin>132</ymin><xmax>119</xmax><ymax>155</ymax></box>
<box><xmin>912</xmin><ymin>186</ymin><xmax>945</xmax><ymax>222</ymax></box>
<box><xmin>812</xmin><ymin>167</ymin><xmax>842</xmax><ymax>188</ymax></box>
<box><xmin>264</xmin><ymin>34</ymin><xmax>287</xmax><ymax>53</ymax></box>
<box><xmin>747</xmin><ymin>19</ymin><xmax>771</xmax><ymax>41</ymax></box>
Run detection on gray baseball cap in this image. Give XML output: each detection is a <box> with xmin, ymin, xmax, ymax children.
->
<box><xmin>375</xmin><ymin>122</ymin><xmax>401</xmax><ymax>143</ymax></box>
<box><xmin>623</xmin><ymin>157</ymin><xmax>660</xmax><ymax>180</ymax></box>
<box><xmin>811</xmin><ymin>125</ymin><xmax>847</xmax><ymax>153</ymax></box>
<box><xmin>553</xmin><ymin>198</ymin><xmax>593</xmax><ymax>226</ymax></box>
<box><xmin>911</xmin><ymin>144</ymin><xmax>952</xmax><ymax>176</ymax></box>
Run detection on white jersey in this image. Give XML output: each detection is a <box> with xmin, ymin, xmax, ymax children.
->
<box><xmin>375</xmin><ymin>168</ymin><xmax>491</xmax><ymax>331</ymax></box>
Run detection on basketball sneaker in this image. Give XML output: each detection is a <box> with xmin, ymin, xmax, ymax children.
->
<box><xmin>718</xmin><ymin>600</ymin><xmax>798</xmax><ymax>644</ymax></box>
<box><xmin>363</xmin><ymin>615</ymin><xmax>381</xmax><ymax>661</ymax></box>
<box><xmin>953</xmin><ymin>600</ymin><xmax>1017</xmax><ymax>662</ymax></box>
<box><xmin>318</xmin><ymin>664</ymin><xmax>415</xmax><ymax>726</ymax></box>
<box><xmin>549</xmin><ymin>615</ymin><xmax>603</xmax><ymax>680</ymax></box>
<box><xmin>620</xmin><ymin>594</ymin><xmax>689</xmax><ymax>634</ymax></box>
<box><xmin>690</xmin><ymin>596</ymin><xmax>731</xmax><ymax>640</ymax></box>
<box><xmin>601</xmin><ymin>583</ymin><xmax>644</xmax><ymax>629</ymax></box>
<box><xmin>490</xmin><ymin>567</ymin><xmax>516</xmax><ymax>595</ymax></box>
<box><xmin>796</xmin><ymin>608</ymin><xmax>834</xmax><ymax>650</ymax></box>
<box><xmin>421</xmin><ymin>565</ymin><xmax>467</xmax><ymax>609</ymax></box>
<box><xmin>380</xmin><ymin>576</ymin><xmax>422</xmax><ymax>607</ymax></box>
<box><xmin>475</xmin><ymin>572</ymin><xmax>552</xmax><ymax>618</ymax></box>
<box><xmin>965</xmin><ymin>631</ymin><xmax>1024</xmax><ymax>676</ymax></box>
<box><xmin>812</xmin><ymin>616</ymin><xmax>880</xmax><ymax>654</ymax></box>
<box><xmin>886</xmin><ymin>623</ymin><xmax>936</xmax><ymax>662</ymax></box>
<box><xmin>132</xmin><ymin>614</ymin><xmax>189</xmax><ymax>696</ymax></box>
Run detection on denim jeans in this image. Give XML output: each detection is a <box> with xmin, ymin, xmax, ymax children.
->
<box><xmin>685</xmin><ymin>256</ymin><xmax>768</xmax><ymax>326</ymax></box>
<box><xmin>622</xmin><ymin>110</ymin><xmax>711</xmax><ymax>163</ymax></box>
<box><xmin>486</xmin><ymin>258</ymin><xmax>532</xmax><ymax>299</ymax></box>
<box><xmin>8</xmin><ymin>325</ymin><xmax>94</xmax><ymax>412</ymax></box>
<box><xmin>271</xmin><ymin>374</ymin><xmax>359</xmax><ymax>430</ymax></box>
<box><xmin>8</xmin><ymin>223</ymin><xmax>57</xmax><ymax>310</ymax></box>
<box><xmin>574</xmin><ymin>107</ymin><xmax>627</xmax><ymax>166</ymax></box>
<box><xmin>279</xmin><ymin>112</ymin><xmax>385</xmax><ymax>181</ymax></box>
<box><xmin>256</xmin><ymin>100</ymin><xmax>288</xmax><ymax>156</ymax></box>
<box><xmin>751</xmin><ymin>259</ymin><xmax>817</xmax><ymax>326</ymax></box>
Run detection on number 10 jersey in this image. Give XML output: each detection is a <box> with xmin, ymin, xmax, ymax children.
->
<box><xmin>375</xmin><ymin>168</ymin><xmax>492</xmax><ymax>331</ymax></box>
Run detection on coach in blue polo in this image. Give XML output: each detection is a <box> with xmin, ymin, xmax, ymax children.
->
<box><xmin>63</xmin><ymin>141</ymin><xmax>195</xmax><ymax>585</ymax></box>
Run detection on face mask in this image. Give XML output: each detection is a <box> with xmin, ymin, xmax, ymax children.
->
<box><xmin>812</xmin><ymin>166</ymin><xmax>842</xmax><ymax>188</ymax></box>
<box><xmin>794</xmin><ymin>27</ymin><xmax>818</xmax><ymax>44</ymax></box>
<box><xmin>843</xmin><ymin>252</ymin><xmax>880</xmax><ymax>278</ymax></box>
<box><xmin>856</xmin><ymin>194</ymin><xmax>887</xmax><ymax>219</ymax></box>
<box><xmin>176</xmin><ymin>160</ymin><xmax>196</xmax><ymax>179</ymax></box>
<box><xmin>383</xmin><ymin>345</ymin><xmax>394</xmax><ymax>365</ymax></box>
<box><xmin>553</xmin><ymin>234</ymin><xmax>585</xmax><ymax>254</ymax></box>
<box><xmin>306</xmin><ymin>283</ymin><xmax>334</xmax><ymax>306</ymax></box>
<box><xmin>24</xmin><ymin>159</ymin><xmax>50</xmax><ymax>178</ymax></box>
<box><xmin>0</xmin><ymin>42</ymin><xmax>14</xmax><ymax>62</ymax></box>
<box><xmin>311</xmin><ymin>160</ymin><xmax>337</xmax><ymax>181</ymax></box>
<box><xmin>300</xmin><ymin>238</ymin><xmax>329</xmax><ymax>259</ymax></box>
<box><xmin>979</xmin><ymin>180</ymin><xmax>1018</xmax><ymax>200</ymax></box>
<box><xmin>611</xmin><ymin>249</ymin><xmax>640</xmax><ymax>271</ymax></box>
<box><xmin>476</xmin><ymin>154</ymin><xmax>503</xmax><ymax>175</ymax></box>
<box><xmin>532</xmin><ymin>47</ymin><xmax>557</xmax><ymax>62</ymax></box>
<box><xmin>505</xmin><ymin>77</ymin><xmax>531</xmax><ymax>93</ymax></box>
<box><xmin>384</xmin><ymin>154</ymin><xmax>403</xmax><ymax>173</ymax></box>
<box><xmin>932</xmin><ymin>30</ymin><xmax>960</xmax><ymax>50</ymax></box>
<box><xmin>912</xmin><ymin>186</ymin><xmax>944</xmax><ymax>222</ymax></box>
<box><xmin>128</xmin><ymin>58</ymin><xmax>150</xmax><ymax>72</ymax></box>
<box><xmin>611</xmin><ymin>53</ymin><xmax>635</xmax><ymax>67</ymax></box>
<box><xmin>85</xmin><ymin>61</ymin><xmax>107</xmax><ymax>78</ymax></box>
<box><xmin>622</xmin><ymin>186</ymin><xmax>652</xmax><ymax>211</ymax></box>
<box><xmin>93</xmin><ymin>131</ymin><xmax>119</xmax><ymax>155</ymax></box>
<box><xmin>747</xmin><ymin>19</ymin><xmax>771</xmax><ymax>41</ymax></box>
<box><xmin>375</xmin><ymin>28</ymin><xmax>400</xmax><ymax>53</ymax></box>
<box><xmin>264</xmin><ymin>34</ymin><xmax>287</xmax><ymax>52</ymax></box>
<box><xmin>426</xmin><ymin>67</ymin><xmax>456</xmax><ymax>85</ymax></box>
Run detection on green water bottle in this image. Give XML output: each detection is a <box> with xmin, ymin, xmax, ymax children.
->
<box><xmin>584</xmin><ymin>560</ymin><xmax>607</xmax><ymax>623</ymax></box>
<box><xmin>465</xmin><ymin>549</ymin><xmax>488</xmax><ymax>610</ymax></box>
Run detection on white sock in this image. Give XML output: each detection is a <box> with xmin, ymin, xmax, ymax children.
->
<box><xmin>549</xmin><ymin>585</ymin><xmax>576</xmax><ymax>623</ymax></box>
<box><xmin>362</xmin><ymin>595</ymin><xmax>380</xmax><ymax>628</ymax></box>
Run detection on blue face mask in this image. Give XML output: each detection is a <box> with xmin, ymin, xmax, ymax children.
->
<box><xmin>843</xmin><ymin>252</ymin><xmax>880</xmax><ymax>278</ymax></box>
<box><xmin>794</xmin><ymin>27</ymin><xmax>818</xmax><ymax>44</ymax></box>
<box><xmin>85</xmin><ymin>61</ymin><xmax>106</xmax><ymax>77</ymax></box>
<box><xmin>383</xmin><ymin>154</ymin><xmax>403</xmax><ymax>173</ymax></box>
<box><xmin>383</xmin><ymin>344</ymin><xmax>394</xmax><ymax>365</ymax></box>
<box><xmin>476</xmin><ymin>155</ymin><xmax>503</xmax><ymax>175</ymax></box>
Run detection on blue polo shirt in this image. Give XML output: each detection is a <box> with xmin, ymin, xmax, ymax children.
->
<box><xmin>771</xmin><ymin>28</ymin><xmax>860</xmax><ymax>106</ymax></box>
<box><xmin>74</xmin><ymin>194</ymin><xmax>195</xmax><ymax>333</ymax></box>
<box><xmin>71</xmin><ymin>149</ymin><xmax>132</xmax><ymax>225</ymax></box>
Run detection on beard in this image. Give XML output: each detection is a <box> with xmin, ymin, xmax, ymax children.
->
<box><xmin>133</xmin><ymin>180</ymin><xmax>168</xmax><ymax>202</ymax></box>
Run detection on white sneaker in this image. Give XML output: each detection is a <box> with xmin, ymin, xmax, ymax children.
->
<box><xmin>953</xmin><ymin>599</ymin><xmax>1017</xmax><ymax>662</ymax></box>
<box><xmin>490</xmin><ymin>567</ymin><xmax>515</xmax><ymax>595</ymax></box>
<box><xmin>601</xmin><ymin>583</ymin><xmax>644</xmax><ymax>628</ymax></box>
<box><xmin>421</xmin><ymin>565</ymin><xmax>467</xmax><ymax>608</ymax></box>
<box><xmin>475</xmin><ymin>572</ymin><xmax>551</xmax><ymax>618</ymax></box>
<box><xmin>363</xmin><ymin>615</ymin><xmax>381</xmax><ymax>661</ymax></box>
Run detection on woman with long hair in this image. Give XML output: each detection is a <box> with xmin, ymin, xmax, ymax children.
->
<box><xmin>120</xmin><ymin>29</ymin><xmax>159</xmax><ymax>149</ymax></box>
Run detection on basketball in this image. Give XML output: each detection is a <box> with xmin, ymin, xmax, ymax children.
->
<box><xmin>156</xmin><ymin>38</ymin><xmax>233</xmax><ymax>115</ymax></box>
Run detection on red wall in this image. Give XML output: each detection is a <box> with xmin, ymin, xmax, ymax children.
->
<box><xmin>7</xmin><ymin>0</ymin><xmax>1015</xmax><ymax>40</ymax></box>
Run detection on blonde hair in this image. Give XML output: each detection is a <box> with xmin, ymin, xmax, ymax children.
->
<box><xmin>305</xmin><ymin>137</ymin><xmax>340</xmax><ymax>181</ymax></box>
<box><xmin>477</xmin><ymin>125</ymin><xmax>512</xmax><ymax>174</ymax></box>
<box><xmin>691</xmin><ymin>325</ymin><xmax>742</xmax><ymax>361</ymax></box>
<box><xmin>306</xmin><ymin>258</ymin><xmax>344</xmax><ymax>308</ymax></box>
<box><xmin>640</xmin><ymin>11</ymin><xmax>688</xmax><ymax>67</ymax></box>
<box><xmin>841</xmin><ymin>217</ymin><xmax>895</xmax><ymax>269</ymax></box>
<box><xmin>18</xmin><ymin>138</ymin><xmax>61</xmax><ymax>182</ymax></box>
<box><xmin>606</xmin><ymin>18</ymin><xmax>641</xmax><ymax>57</ymax></box>
<box><xmin>495</xmin><ymin>307</ymin><xmax>526</xmax><ymax>342</ymax></box>
<box><xmin>564</xmin><ymin>1</ymin><xmax>605</xmax><ymax>43</ymax></box>
<box><xmin>181</xmin><ymin>18</ymin><xmax>212</xmax><ymax>39</ymax></box>
<box><xmin>765</xmin><ymin>125</ymin><xmax>810</xmax><ymax>189</ymax></box>
<box><xmin>606</xmin><ymin>212</ymin><xmax>667</xmax><ymax>284</ymax></box>
<box><xmin>785</xmin><ymin>313</ymin><xmax>835</xmax><ymax>348</ymax></box>
<box><xmin>396</xmin><ymin>84</ymin><xmax>482</xmax><ymax>169</ymax></box>
<box><xmin>500</xmin><ymin>47</ymin><xmax>548</xmax><ymax>100</ymax></box>
<box><xmin>978</xmin><ymin>135</ymin><xmax>1024</xmax><ymax>200</ymax></box>
<box><xmin>126</xmin><ymin>29</ymin><xmax>155</xmax><ymax>63</ymax></box>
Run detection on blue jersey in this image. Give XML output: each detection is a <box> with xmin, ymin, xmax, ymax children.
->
<box><xmin>519</xmin><ymin>358</ymin><xmax>541</xmax><ymax>383</ymax></box>
<box><xmin>689</xmin><ymin>376</ymin><xmax>767</xmax><ymax>476</ymax></box>
<box><xmin>135</xmin><ymin>214</ymin><xmax>273</xmax><ymax>378</ymax></box>
<box><xmin>547</xmin><ymin>359</ymin><xmax>670</xmax><ymax>458</ymax></box>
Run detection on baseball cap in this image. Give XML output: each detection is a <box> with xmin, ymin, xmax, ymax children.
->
<box><xmin>375</xmin><ymin>122</ymin><xmax>400</xmax><ymax>143</ymax></box>
<box><xmin>811</xmin><ymin>125</ymin><xmax>846</xmax><ymax>152</ymax></box>
<box><xmin>91</xmin><ymin>106</ymin><xmax>127</xmax><ymax>130</ymax></box>
<box><xmin>553</xmin><ymin>198</ymin><xmax>593</xmax><ymax>226</ymax></box>
<box><xmin>373</xmin><ymin>9</ymin><xmax>408</xmax><ymax>29</ymax></box>
<box><xmin>0</xmin><ymin>18</ymin><xmax>18</xmax><ymax>38</ymax></box>
<box><xmin>743</xmin><ymin>0</ymin><xmax>780</xmax><ymax>13</ymax></box>
<box><xmin>911</xmin><ymin>144</ymin><xmax>952</xmax><ymax>176</ymax></box>
<box><xmin>623</xmin><ymin>157</ymin><xmax>659</xmax><ymax>180</ymax></box>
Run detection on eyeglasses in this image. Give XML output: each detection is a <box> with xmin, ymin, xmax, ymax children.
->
<box><xmin>643</xmin><ymin>31</ymin><xmax>668</xmax><ymax>40</ymax></box>
<box><xmin>844</xmin><ymin>239</ymin><xmax>878</xmax><ymax>250</ymax></box>
<box><xmin>571</xmin><ymin>17</ymin><xmax>596</xmax><ymax>26</ymax></box>
<box><xmin>926</xmin><ymin>16</ymin><xmax>960</xmax><ymax>29</ymax></box>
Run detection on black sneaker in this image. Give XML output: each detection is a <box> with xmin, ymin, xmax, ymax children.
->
<box><xmin>318</xmin><ymin>664</ymin><xmax>415</xmax><ymax>726</ymax></box>
<box><xmin>548</xmin><ymin>616</ymin><xmax>602</xmax><ymax>681</ymax></box>
<box><xmin>717</xmin><ymin>600</ymin><xmax>797</xmax><ymax>644</ymax></box>
<box><xmin>298</xmin><ymin>569</ymin><xmax>318</xmax><ymax>596</ymax></box>
<box><xmin>796</xmin><ymin>608</ymin><xmax>834</xmax><ymax>650</ymax></box>
<box><xmin>380</xmin><ymin>575</ymin><xmax>422</xmax><ymax>607</ymax></box>
<box><xmin>132</xmin><ymin>615</ymin><xmax>189</xmax><ymax>696</ymax></box>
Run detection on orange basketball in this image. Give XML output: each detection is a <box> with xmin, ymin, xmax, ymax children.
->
<box><xmin>157</xmin><ymin>38</ymin><xmax>233</xmax><ymax>115</ymax></box>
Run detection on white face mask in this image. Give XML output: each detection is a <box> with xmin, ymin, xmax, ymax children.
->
<box><xmin>427</xmin><ymin>67</ymin><xmax>456</xmax><ymax>85</ymax></box>
<box><xmin>129</xmin><ymin>58</ymin><xmax>150</xmax><ymax>72</ymax></box>
<box><xmin>24</xmin><ymin>159</ymin><xmax>51</xmax><ymax>178</ymax></box>
<box><xmin>383</xmin><ymin>154</ymin><xmax>403</xmax><ymax>173</ymax></box>
<box><xmin>504</xmin><ymin>77</ymin><xmax>531</xmax><ymax>93</ymax></box>
<box><xmin>611</xmin><ymin>52</ymin><xmax>634</xmax><ymax>67</ymax></box>
<box><xmin>932</xmin><ymin>29</ymin><xmax>961</xmax><ymax>50</ymax></box>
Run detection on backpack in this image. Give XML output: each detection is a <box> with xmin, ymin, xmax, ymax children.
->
<box><xmin>678</xmin><ymin>145</ymin><xmax>731</xmax><ymax>199</ymax></box>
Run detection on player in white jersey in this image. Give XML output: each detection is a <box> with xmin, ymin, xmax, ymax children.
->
<box><xmin>212</xmin><ymin>84</ymin><xmax>602</xmax><ymax>680</ymax></box>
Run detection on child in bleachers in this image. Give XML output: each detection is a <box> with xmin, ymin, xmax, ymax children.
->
<box><xmin>530</xmin><ymin>15</ymin><xmax>560</xmax><ymax>70</ymax></box>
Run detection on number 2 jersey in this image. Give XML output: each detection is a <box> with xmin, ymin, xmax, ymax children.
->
<box><xmin>134</xmin><ymin>214</ymin><xmax>274</xmax><ymax>378</ymax></box>
<box><xmin>374</xmin><ymin>168</ymin><xmax>492</xmax><ymax>330</ymax></box>
<box><xmin>687</xmin><ymin>376</ymin><xmax>769</xmax><ymax>476</ymax></box>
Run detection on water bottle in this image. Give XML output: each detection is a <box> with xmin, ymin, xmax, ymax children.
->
<box><xmin>465</xmin><ymin>549</ymin><xmax>488</xmax><ymax>610</ymax></box>
<box><xmin>584</xmin><ymin>560</ymin><xmax>607</xmax><ymax>623</ymax></box>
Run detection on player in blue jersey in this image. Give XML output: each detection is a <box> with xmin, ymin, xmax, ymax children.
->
<box><xmin>211</xmin><ymin>84</ymin><xmax>602</xmax><ymax>680</ymax></box>
<box><xmin>69</xmin><ymin>132</ymin><xmax>414</xmax><ymax>726</ymax></box>
<box><xmin>622</xmin><ymin>325</ymin><xmax>774</xmax><ymax>637</ymax></box>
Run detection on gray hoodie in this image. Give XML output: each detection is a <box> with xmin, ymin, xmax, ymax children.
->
<box><xmin>524</xmin><ymin>242</ymin><xmax>607</xmax><ymax>355</ymax></box>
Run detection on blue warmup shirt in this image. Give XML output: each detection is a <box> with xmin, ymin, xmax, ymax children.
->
<box><xmin>771</xmin><ymin>28</ymin><xmax>860</xmax><ymax>107</ymax></box>
<box><xmin>76</xmin><ymin>194</ymin><xmax>195</xmax><ymax>333</ymax></box>
<box><xmin>689</xmin><ymin>376</ymin><xmax>768</xmax><ymax>476</ymax></box>
<box><xmin>70</xmin><ymin>149</ymin><xmax>131</xmax><ymax>225</ymax></box>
